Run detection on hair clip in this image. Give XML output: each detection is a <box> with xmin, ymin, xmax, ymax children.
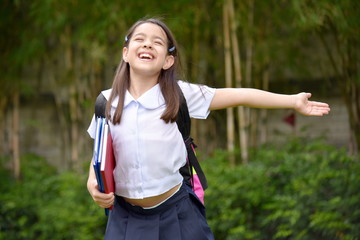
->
<box><xmin>168</xmin><ymin>46</ymin><xmax>176</xmax><ymax>52</ymax></box>
<box><xmin>125</xmin><ymin>36</ymin><xmax>129</xmax><ymax>42</ymax></box>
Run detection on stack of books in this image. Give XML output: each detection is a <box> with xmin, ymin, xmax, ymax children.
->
<box><xmin>93</xmin><ymin>117</ymin><xmax>115</xmax><ymax>214</ymax></box>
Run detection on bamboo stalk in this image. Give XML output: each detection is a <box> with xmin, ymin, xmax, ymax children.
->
<box><xmin>228</xmin><ymin>0</ymin><xmax>248</xmax><ymax>164</ymax></box>
<box><xmin>223</xmin><ymin>0</ymin><xmax>235</xmax><ymax>167</ymax></box>
<box><xmin>13</xmin><ymin>90</ymin><xmax>20</xmax><ymax>180</ymax></box>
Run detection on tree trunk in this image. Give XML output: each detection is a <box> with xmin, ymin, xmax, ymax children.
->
<box><xmin>69</xmin><ymin>85</ymin><xmax>79</xmax><ymax>170</ymax></box>
<box><xmin>191</xmin><ymin>6</ymin><xmax>201</xmax><ymax>145</ymax></box>
<box><xmin>246</xmin><ymin>0</ymin><xmax>258</xmax><ymax>149</ymax></box>
<box><xmin>343</xmin><ymin>38</ymin><xmax>360</xmax><ymax>157</ymax></box>
<box><xmin>223</xmin><ymin>0</ymin><xmax>235</xmax><ymax>167</ymax></box>
<box><xmin>317</xmin><ymin>28</ymin><xmax>360</xmax><ymax>156</ymax></box>
<box><xmin>12</xmin><ymin>90</ymin><xmax>20</xmax><ymax>180</ymax></box>
<box><xmin>0</xmin><ymin>96</ymin><xmax>6</xmax><ymax>156</ymax></box>
<box><xmin>347</xmin><ymin>82</ymin><xmax>360</xmax><ymax>157</ymax></box>
<box><xmin>47</xmin><ymin>50</ymin><xmax>70</xmax><ymax>170</ymax></box>
<box><xmin>245</xmin><ymin>0</ymin><xmax>254</xmax><ymax>88</ymax></box>
<box><xmin>63</xmin><ymin>25</ymin><xmax>81</xmax><ymax>171</ymax></box>
<box><xmin>259</xmin><ymin>53</ymin><xmax>270</xmax><ymax>145</ymax></box>
<box><xmin>228</xmin><ymin>0</ymin><xmax>248</xmax><ymax>164</ymax></box>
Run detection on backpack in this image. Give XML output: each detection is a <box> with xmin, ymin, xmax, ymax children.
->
<box><xmin>94</xmin><ymin>91</ymin><xmax>208</xmax><ymax>204</ymax></box>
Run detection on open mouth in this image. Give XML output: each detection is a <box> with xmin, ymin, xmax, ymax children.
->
<box><xmin>138</xmin><ymin>52</ymin><xmax>154</xmax><ymax>60</ymax></box>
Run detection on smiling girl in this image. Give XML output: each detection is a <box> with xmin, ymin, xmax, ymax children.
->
<box><xmin>87</xmin><ymin>18</ymin><xmax>330</xmax><ymax>240</ymax></box>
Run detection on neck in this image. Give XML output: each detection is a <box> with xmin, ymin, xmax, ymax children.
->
<box><xmin>128</xmin><ymin>70</ymin><xmax>159</xmax><ymax>99</ymax></box>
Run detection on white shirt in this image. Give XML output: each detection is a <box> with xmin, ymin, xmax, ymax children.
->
<box><xmin>87</xmin><ymin>81</ymin><xmax>215</xmax><ymax>199</ymax></box>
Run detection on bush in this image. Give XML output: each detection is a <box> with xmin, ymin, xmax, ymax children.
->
<box><xmin>203</xmin><ymin>138</ymin><xmax>360</xmax><ymax>240</ymax></box>
<box><xmin>0</xmin><ymin>154</ymin><xmax>107</xmax><ymax>240</ymax></box>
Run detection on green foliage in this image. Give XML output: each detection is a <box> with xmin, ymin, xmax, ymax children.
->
<box><xmin>203</xmin><ymin>138</ymin><xmax>360</xmax><ymax>240</ymax></box>
<box><xmin>0</xmin><ymin>154</ymin><xmax>106</xmax><ymax>240</ymax></box>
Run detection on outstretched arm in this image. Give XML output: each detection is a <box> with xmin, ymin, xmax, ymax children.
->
<box><xmin>209</xmin><ymin>88</ymin><xmax>330</xmax><ymax>116</ymax></box>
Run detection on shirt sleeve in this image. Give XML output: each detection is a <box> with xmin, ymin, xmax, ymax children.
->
<box><xmin>178</xmin><ymin>80</ymin><xmax>216</xmax><ymax>119</ymax></box>
<box><xmin>87</xmin><ymin>114</ymin><xmax>97</xmax><ymax>139</ymax></box>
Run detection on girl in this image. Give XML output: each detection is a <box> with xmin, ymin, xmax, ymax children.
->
<box><xmin>87</xmin><ymin>18</ymin><xmax>330</xmax><ymax>240</ymax></box>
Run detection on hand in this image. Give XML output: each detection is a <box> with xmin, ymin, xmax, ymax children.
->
<box><xmin>87</xmin><ymin>178</ymin><xmax>115</xmax><ymax>209</ymax></box>
<box><xmin>294</xmin><ymin>93</ymin><xmax>330</xmax><ymax>116</ymax></box>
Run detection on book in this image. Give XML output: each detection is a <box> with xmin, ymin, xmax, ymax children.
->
<box><xmin>93</xmin><ymin>118</ymin><xmax>105</xmax><ymax>192</ymax></box>
<box><xmin>92</xmin><ymin>117</ymin><xmax>102</xmax><ymax>165</ymax></box>
<box><xmin>93</xmin><ymin>118</ymin><xmax>104</xmax><ymax>192</ymax></box>
<box><xmin>100</xmin><ymin>126</ymin><xmax>115</xmax><ymax>207</ymax></box>
<box><xmin>92</xmin><ymin>117</ymin><xmax>115</xmax><ymax>214</ymax></box>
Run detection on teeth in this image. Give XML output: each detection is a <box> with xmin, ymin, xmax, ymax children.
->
<box><xmin>139</xmin><ymin>53</ymin><xmax>153</xmax><ymax>59</ymax></box>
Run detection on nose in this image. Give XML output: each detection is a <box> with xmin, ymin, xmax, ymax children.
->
<box><xmin>143</xmin><ymin>39</ymin><xmax>152</xmax><ymax>49</ymax></box>
<box><xmin>143</xmin><ymin>44</ymin><xmax>152</xmax><ymax>49</ymax></box>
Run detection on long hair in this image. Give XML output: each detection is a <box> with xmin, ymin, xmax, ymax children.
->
<box><xmin>106</xmin><ymin>18</ymin><xmax>182</xmax><ymax>124</ymax></box>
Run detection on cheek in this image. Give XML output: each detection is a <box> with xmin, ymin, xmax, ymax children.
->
<box><xmin>158</xmin><ymin>49</ymin><xmax>170</xmax><ymax>60</ymax></box>
<box><xmin>126</xmin><ymin>47</ymin><xmax>139</xmax><ymax>60</ymax></box>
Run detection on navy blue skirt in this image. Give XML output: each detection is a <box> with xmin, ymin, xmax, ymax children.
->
<box><xmin>104</xmin><ymin>183</ymin><xmax>214</xmax><ymax>240</ymax></box>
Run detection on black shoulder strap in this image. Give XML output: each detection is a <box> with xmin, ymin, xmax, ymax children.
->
<box><xmin>176</xmin><ymin>92</ymin><xmax>208</xmax><ymax>190</ymax></box>
<box><xmin>176</xmin><ymin>93</ymin><xmax>191</xmax><ymax>139</ymax></box>
<box><xmin>95</xmin><ymin>93</ymin><xmax>107</xmax><ymax>118</ymax></box>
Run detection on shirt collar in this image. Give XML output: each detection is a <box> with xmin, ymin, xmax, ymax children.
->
<box><xmin>119</xmin><ymin>84</ymin><xmax>165</xmax><ymax>110</ymax></box>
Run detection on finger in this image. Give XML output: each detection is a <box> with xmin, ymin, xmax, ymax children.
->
<box><xmin>102</xmin><ymin>191</ymin><xmax>114</xmax><ymax>198</ymax></box>
<box><xmin>97</xmin><ymin>195</ymin><xmax>115</xmax><ymax>208</ymax></box>
<box><xmin>314</xmin><ymin>104</ymin><xmax>331</xmax><ymax>112</ymax></box>
<box><xmin>93</xmin><ymin>192</ymin><xmax>114</xmax><ymax>205</ymax></box>
<box><xmin>310</xmin><ymin>107</ymin><xmax>330</xmax><ymax>116</ymax></box>
<box><xmin>309</xmin><ymin>101</ymin><xmax>330</xmax><ymax>107</ymax></box>
<box><xmin>104</xmin><ymin>196</ymin><xmax>115</xmax><ymax>207</ymax></box>
<box><xmin>93</xmin><ymin>191</ymin><xmax>113</xmax><ymax>201</ymax></box>
<box><xmin>100</xmin><ymin>202</ymin><xmax>114</xmax><ymax>209</ymax></box>
<box><xmin>98</xmin><ymin>199</ymin><xmax>113</xmax><ymax>208</ymax></box>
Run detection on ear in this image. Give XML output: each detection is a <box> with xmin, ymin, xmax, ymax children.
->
<box><xmin>162</xmin><ymin>55</ymin><xmax>175</xmax><ymax>70</ymax></box>
<box><xmin>122</xmin><ymin>47</ymin><xmax>128</xmax><ymax>62</ymax></box>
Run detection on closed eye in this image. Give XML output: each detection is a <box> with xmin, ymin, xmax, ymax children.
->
<box><xmin>154</xmin><ymin>40</ymin><xmax>163</xmax><ymax>45</ymax></box>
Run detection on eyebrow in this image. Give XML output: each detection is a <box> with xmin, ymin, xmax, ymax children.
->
<box><xmin>133</xmin><ymin>32</ymin><xmax>166</xmax><ymax>44</ymax></box>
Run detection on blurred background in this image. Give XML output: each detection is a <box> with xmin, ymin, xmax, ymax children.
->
<box><xmin>1</xmin><ymin>0</ymin><xmax>359</xmax><ymax>239</ymax></box>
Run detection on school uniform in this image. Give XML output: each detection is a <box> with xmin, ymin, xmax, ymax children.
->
<box><xmin>87</xmin><ymin>81</ymin><xmax>215</xmax><ymax>240</ymax></box>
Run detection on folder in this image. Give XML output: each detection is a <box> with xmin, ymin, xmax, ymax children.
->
<box><xmin>100</xmin><ymin>124</ymin><xmax>115</xmax><ymax>196</ymax></box>
<box><xmin>92</xmin><ymin>117</ymin><xmax>115</xmax><ymax>214</ymax></box>
<box><xmin>93</xmin><ymin>118</ymin><xmax>105</xmax><ymax>192</ymax></box>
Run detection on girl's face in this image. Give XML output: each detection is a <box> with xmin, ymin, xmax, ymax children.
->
<box><xmin>123</xmin><ymin>23</ymin><xmax>174</xmax><ymax>78</ymax></box>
